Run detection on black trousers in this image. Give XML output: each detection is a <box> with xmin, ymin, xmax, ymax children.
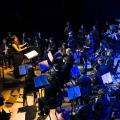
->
<box><xmin>13</xmin><ymin>53</ymin><xmax>23</xmax><ymax>78</ymax></box>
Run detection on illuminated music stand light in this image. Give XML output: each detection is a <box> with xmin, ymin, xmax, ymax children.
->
<box><xmin>101</xmin><ymin>72</ymin><xmax>113</xmax><ymax>84</ymax></box>
<box><xmin>24</xmin><ymin>50</ymin><xmax>38</xmax><ymax>59</ymax></box>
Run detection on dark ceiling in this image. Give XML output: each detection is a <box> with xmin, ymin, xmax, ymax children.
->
<box><xmin>0</xmin><ymin>0</ymin><xmax>120</xmax><ymax>31</ymax></box>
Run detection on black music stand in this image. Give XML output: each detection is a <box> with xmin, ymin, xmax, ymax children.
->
<box><xmin>38</xmin><ymin>60</ymin><xmax>50</xmax><ymax>73</ymax></box>
<box><xmin>34</xmin><ymin>75</ymin><xmax>49</xmax><ymax>89</ymax></box>
<box><xmin>24</xmin><ymin>50</ymin><xmax>38</xmax><ymax>66</ymax></box>
<box><xmin>24</xmin><ymin>50</ymin><xmax>38</xmax><ymax>60</ymax></box>
<box><xmin>71</xmin><ymin>65</ymin><xmax>81</xmax><ymax>82</ymax></box>
<box><xmin>67</xmin><ymin>85</ymin><xmax>81</xmax><ymax>113</ymax></box>
<box><xmin>34</xmin><ymin>75</ymin><xmax>49</xmax><ymax>99</ymax></box>
<box><xmin>67</xmin><ymin>86</ymin><xmax>81</xmax><ymax>101</ymax></box>
<box><xmin>19</xmin><ymin>64</ymin><xmax>29</xmax><ymax>76</ymax></box>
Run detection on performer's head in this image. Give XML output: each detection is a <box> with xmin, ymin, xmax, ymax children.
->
<box><xmin>11</xmin><ymin>35</ymin><xmax>20</xmax><ymax>45</ymax></box>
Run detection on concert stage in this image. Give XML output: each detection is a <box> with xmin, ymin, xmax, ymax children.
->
<box><xmin>0</xmin><ymin>55</ymin><xmax>120</xmax><ymax>120</ymax></box>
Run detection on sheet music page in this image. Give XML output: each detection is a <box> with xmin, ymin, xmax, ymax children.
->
<box><xmin>101</xmin><ymin>74</ymin><xmax>108</xmax><ymax>84</ymax></box>
<box><xmin>74</xmin><ymin>86</ymin><xmax>81</xmax><ymax>98</ymax></box>
<box><xmin>34</xmin><ymin>76</ymin><xmax>43</xmax><ymax>88</ymax></box>
<box><xmin>39</xmin><ymin>60</ymin><xmax>49</xmax><ymax>71</ymax></box>
<box><xmin>106</xmin><ymin>72</ymin><xmax>112</xmax><ymax>83</ymax></box>
<box><xmin>34</xmin><ymin>75</ymin><xmax>49</xmax><ymax>88</ymax></box>
<box><xmin>67</xmin><ymin>87</ymin><xmax>75</xmax><ymax>100</ymax></box>
<box><xmin>48</xmin><ymin>51</ymin><xmax>54</xmax><ymax>62</ymax></box>
<box><xmin>24</xmin><ymin>50</ymin><xmax>38</xmax><ymax>59</ymax></box>
<box><xmin>68</xmin><ymin>86</ymin><xmax>81</xmax><ymax>100</ymax></box>
<box><xmin>19</xmin><ymin>65</ymin><xmax>27</xmax><ymax>75</ymax></box>
<box><xmin>40</xmin><ymin>60</ymin><xmax>49</xmax><ymax>67</ymax></box>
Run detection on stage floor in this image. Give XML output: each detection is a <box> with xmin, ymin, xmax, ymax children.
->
<box><xmin>0</xmin><ymin>55</ymin><xmax>120</xmax><ymax>120</ymax></box>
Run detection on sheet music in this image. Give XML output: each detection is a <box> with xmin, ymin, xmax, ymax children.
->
<box><xmin>24</xmin><ymin>50</ymin><xmax>38</xmax><ymax>59</ymax></box>
<box><xmin>67</xmin><ymin>86</ymin><xmax>81</xmax><ymax>100</ymax></box>
<box><xmin>19</xmin><ymin>64</ymin><xmax>28</xmax><ymax>75</ymax></box>
<box><xmin>101</xmin><ymin>72</ymin><xmax>113</xmax><ymax>84</ymax></box>
<box><xmin>34</xmin><ymin>75</ymin><xmax>49</xmax><ymax>88</ymax></box>
<box><xmin>48</xmin><ymin>51</ymin><xmax>54</xmax><ymax>62</ymax></box>
<box><xmin>71</xmin><ymin>65</ymin><xmax>80</xmax><ymax>78</ymax></box>
<box><xmin>39</xmin><ymin>60</ymin><xmax>49</xmax><ymax>72</ymax></box>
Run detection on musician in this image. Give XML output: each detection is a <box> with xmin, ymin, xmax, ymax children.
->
<box><xmin>77</xmin><ymin>24</ymin><xmax>86</xmax><ymax>46</ymax></box>
<box><xmin>97</xmin><ymin>57</ymin><xmax>108</xmax><ymax>75</ymax></box>
<box><xmin>64</xmin><ymin>21</ymin><xmax>72</xmax><ymax>40</ymax></box>
<box><xmin>0</xmin><ymin>38</ymin><xmax>9</xmax><ymax>68</ymax></box>
<box><xmin>77</xmin><ymin>96</ymin><xmax>94</xmax><ymax>120</ymax></box>
<box><xmin>67</xmin><ymin>31</ymin><xmax>76</xmax><ymax>50</ymax></box>
<box><xmin>77</xmin><ymin>73</ymin><xmax>92</xmax><ymax>97</ymax></box>
<box><xmin>35</xmin><ymin>32</ymin><xmax>45</xmax><ymax>60</ymax></box>
<box><xmin>94</xmin><ymin>89</ymin><xmax>111</xmax><ymax>120</ymax></box>
<box><xmin>61</xmin><ymin>42</ymin><xmax>68</xmax><ymax>56</ymax></box>
<box><xmin>91</xmin><ymin>25</ymin><xmax>100</xmax><ymax>51</ymax></box>
<box><xmin>92</xmin><ymin>65</ymin><xmax>104</xmax><ymax>87</ymax></box>
<box><xmin>11</xmin><ymin>35</ymin><xmax>28</xmax><ymax>78</ymax></box>
<box><xmin>38</xmin><ymin>63</ymin><xmax>63</xmax><ymax>118</ymax></box>
<box><xmin>23</xmin><ymin>67</ymin><xmax>37</xmax><ymax>106</ymax></box>
<box><xmin>105</xmin><ymin>49</ymin><xmax>114</xmax><ymax>73</ymax></box>
<box><xmin>47</xmin><ymin>37</ymin><xmax>57</xmax><ymax>54</ymax></box>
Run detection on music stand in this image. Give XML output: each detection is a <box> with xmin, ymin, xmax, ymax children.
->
<box><xmin>38</xmin><ymin>60</ymin><xmax>50</xmax><ymax>73</ymax></box>
<box><xmin>71</xmin><ymin>65</ymin><xmax>80</xmax><ymax>80</ymax></box>
<box><xmin>101</xmin><ymin>72</ymin><xmax>113</xmax><ymax>84</ymax></box>
<box><xmin>54</xmin><ymin>52</ymin><xmax>63</xmax><ymax>59</ymax></box>
<box><xmin>67</xmin><ymin>86</ymin><xmax>81</xmax><ymax>101</ymax></box>
<box><xmin>19</xmin><ymin>64</ymin><xmax>29</xmax><ymax>76</ymax></box>
<box><xmin>24</xmin><ymin>50</ymin><xmax>38</xmax><ymax>60</ymax></box>
<box><xmin>48</xmin><ymin>51</ymin><xmax>54</xmax><ymax>63</ymax></box>
<box><xmin>34</xmin><ymin>75</ymin><xmax>49</xmax><ymax>89</ymax></box>
<box><xmin>67</xmin><ymin>86</ymin><xmax>81</xmax><ymax>113</ymax></box>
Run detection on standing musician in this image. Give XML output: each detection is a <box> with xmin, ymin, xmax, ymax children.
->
<box><xmin>11</xmin><ymin>35</ymin><xmax>28</xmax><ymax>79</ymax></box>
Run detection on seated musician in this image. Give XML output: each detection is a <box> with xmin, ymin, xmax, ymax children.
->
<box><xmin>23</xmin><ymin>67</ymin><xmax>37</xmax><ymax>106</ymax></box>
<box><xmin>92</xmin><ymin>65</ymin><xmax>104</xmax><ymax>87</ymax></box>
<box><xmin>38</xmin><ymin>63</ymin><xmax>63</xmax><ymax>118</ymax></box>
<box><xmin>11</xmin><ymin>35</ymin><xmax>28</xmax><ymax>79</ymax></box>
<box><xmin>97</xmin><ymin>57</ymin><xmax>108</xmax><ymax>75</ymax></box>
<box><xmin>105</xmin><ymin>49</ymin><xmax>114</xmax><ymax>73</ymax></box>
<box><xmin>47</xmin><ymin>37</ymin><xmax>57</xmax><ymax>54</ymax></box>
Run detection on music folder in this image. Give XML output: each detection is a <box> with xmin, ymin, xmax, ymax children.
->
<box><xmin>101</xmin><ymin>72</ymin><xmax>113</xmax><ymax>84</ymax></box>
<box><xmin>38</xmin><ymin>60</ymin><xmax>50</xmax><ymax>72</ymax></box>
<box><xmin>34</xmin><ymin>75</ymin><xmax>49</xmax><ymax>88</ymax></box>
<box><xmin>67</xmin><ymin>86</ymin><xmax>81</xmax><ymax>100</ymax></box>
<box><xmin>19</xmin><ymin>64</ymin><xmax>29</xmax><ymax>75</ymax></box>
<box><xmin>48</xmin><ymin>51</ymin><xmax>54</xmax><ymax>62</ymax></box>
<box><xmin>24</xmin><ymin>50</ymin><xmax>38</xmax><ymax>59</ymax></box>
<box><xmin>54</xmin><ymin>52</ymin><xmax>62</xmax><ymax>59</ymax></box>
<box><xmin>71</xmin><ymin>65</ymin><xmax>80</xmax><ymax>78</ymax></box>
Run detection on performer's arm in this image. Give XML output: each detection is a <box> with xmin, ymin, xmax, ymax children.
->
<box><xmin>19</xmin><ymin>43</ymin><xmax>27</xmax><ymax>48</ymax></box>
<box><xmin>12</xmin><ymin>44</ymin><xmax>27</xmax><ymax>52</ymax></box>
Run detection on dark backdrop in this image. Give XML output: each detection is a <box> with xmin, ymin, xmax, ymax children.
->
<box><xmin>65</xmin><ymin>0</ymin><xmax>120</xmax><ymax>30</ymax></box>
<box><xmin>0</xmin><ymin>0</ymin><xmax>120</xmax><ymax>33</ymax></box>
